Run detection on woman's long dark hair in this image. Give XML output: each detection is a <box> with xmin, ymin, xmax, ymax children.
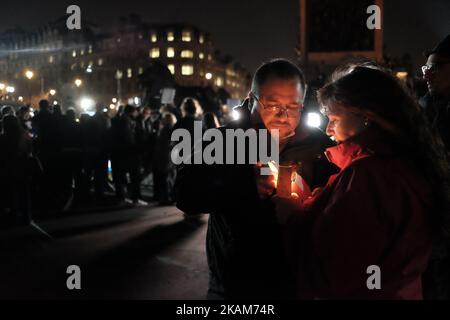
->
<box><xmin>317</xmin><ymin>65</ymin><xmax>450</xmax><ymax>240</ymax></box>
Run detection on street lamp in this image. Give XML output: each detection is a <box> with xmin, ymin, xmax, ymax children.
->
<box><xmin>205</xmin><ymin>72</ymin><xmax>212</xmax><ymax>80</ymax></box>
<box><xmin>25</xmin><ymin>70</ymin><xmax>34</xmax><ymax>80</ymax></box>
<box><xmin>6</xmin><ymin>86</ymin><xmax>15</xmax><ymax>93</ymax></box>
<box><xmin>49</xmin><ymin>89</ymin><xmax>56</xmax><ymax>96</ymax></box>
<box><xmin>75</xmin><ymin>79</ymin><xmax>83</xmax><ymax>87</ymax></box>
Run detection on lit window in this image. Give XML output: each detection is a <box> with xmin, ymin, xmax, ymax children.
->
<box><xmin>88</xmin><ymin>45</ymin><xmax>92</xmax><ymax>54</ymax></box>
<box><xmin>49</xmin><ymin>55</ymin><xmax>54</xmax><ymax>63</ymax></box>
<box><xmin>181</xmin><ymin>65</ymin><xmax>194</xmax><ymax>76</ymax></box>
<box><xmin>72</xmin><ymin>50</ymin><xmax>76</xmax><ymax>57</ymax></box>
<box><xmin>98</xmin><ymin>58</ymin><xmax>103</xmax><ymax>66</ymax></box>
<box><xmin>127</xmin><ymin>68</ymin><xmax>132</xmax><ymax>78</ymax></box>
<box><xmin>208</xmin><ymin>54</ymin><xmax>212</xmax><ymax>61</ymax></box>
<box><xmin>199</xmin><ymin>34</ymin><xmax>204</xmax><ymax>44</ymax></box>
<box><xmin>181</xmin><ymin>50</ymin><xmax>194</xmax><ymax>58</ymax></box>
<box><xmin>138</xmin><ymin>67</ymin><xmax>143</xmax><ymax>75</ymax></box>
<box><xmin>215</xmin><ymin>77</ymin><xmax>223</xmax><ymax>87</ymax></box>
<box><xmin>168</xmin><ymin>64</ymin><xmax>175</xmax><ymax>75</ymax></box>
<box><xmin>199</xmin><ymin>52</ymin><xmax>204</xmax><ymax>60</ymax></box>
<box><xmin>167</xmin><ymin>31</ymin><xmax>174</xmax><ymax>42</ymax></box>
<box><xmin>151</xmin><ymin>32</ymin><xmax>157</xmax><ymax>43</ymax></box>
<box><xmin>80</xmin><ymin>49</ymin><xmax>84</xmax><ymax>56</ymax></box>
<box><xmin>150</xmin><ymin>48</ymin><xmax>160</xmax><ymax>58</ymax></box>
<box><xmin>182</xmin><ymin>30</ymin><xmax>192</xmax><ymax>42</ymax></box>
<box><xmin>167</xmin><ymin>47</ymin><xmax>175</xmax><ymax>58</ymax></box>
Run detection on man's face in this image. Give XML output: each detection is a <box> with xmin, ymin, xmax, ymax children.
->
<box><xmin>423</xmin><ymin>54</ymin><xmax>450</xmax><ymax>98</ymax></box>
<box><xmin>130</xmin><ymin>110</ymin><xmax>138</xmax><ymax>119</ymax></box>
<box><xmin>142</xmin><ymin>109</ymin><xmax>151</xmax><ymax>120</ymax></box>
<box><xmin>253</xmin><ymin>77</ymin><xmax>303</xmax><ymax>140</ymax></box>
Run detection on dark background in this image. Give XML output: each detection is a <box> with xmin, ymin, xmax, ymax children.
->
<box><xmin>1</xmin><ymin>0</ymin><xmax>449</xmax><ymax>72</ymax></box>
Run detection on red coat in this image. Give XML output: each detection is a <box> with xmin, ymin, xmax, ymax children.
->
<box><xmin>293</xmin><ymin>130</ymin><xmax>433</xmax><ymax>299</ymax></box>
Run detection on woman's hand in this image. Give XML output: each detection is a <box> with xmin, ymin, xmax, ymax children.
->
<box><xmin>273</xmin><ymin>194</ymin><xmax>304</xmax><ymax>225</ymax></box>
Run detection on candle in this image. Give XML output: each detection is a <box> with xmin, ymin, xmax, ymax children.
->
<box><xmin>277</xmin><ymin>165</ymin><xmax>294</xmax><ymax>198</ymax></box>
<box><xmin>268</xmin><ymin>161</ymin><xmax>296</xmax><ymax>198</ymax></box>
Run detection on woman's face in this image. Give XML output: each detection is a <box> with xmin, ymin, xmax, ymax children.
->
<box><xmin>325</xmin><ymin>104</ymin><xmax>367</xmax><ymax>143</ymax></box>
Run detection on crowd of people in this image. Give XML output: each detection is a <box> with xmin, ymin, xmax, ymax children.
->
<box><xmin>0</xmin><ymin>94</ymin><xmax>221</xmax><ymax>226</ymax></box>
<box><xmin>176</xmin><ymin>35</ymin><xmax>450</xmax><ymax>299</ymax></box>
<box><xmin>1</xmin><ymin>29</ymin><xmax>450</xmax><ymax>300</ymax></box>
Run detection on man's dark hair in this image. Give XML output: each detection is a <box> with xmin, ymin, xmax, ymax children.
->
<box><xmin>124</xmin><ymin>104</ymin><xmax>137</xmax><ymax>115</ymax></box>
<box><xmin>251</xmin><ymin>59</ymin><xmax>306</xmax><ymax>94</ymax></box>
<box><xmin>39</xmin><ymin>99</ymin><xmax>50</xmax><ymax>111</ymax></box>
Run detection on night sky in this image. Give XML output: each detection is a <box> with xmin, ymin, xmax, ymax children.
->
<box><xmin>1</xmin><ymin>0</ymin><xmax>449</xmax><ymax>73</ymax></box>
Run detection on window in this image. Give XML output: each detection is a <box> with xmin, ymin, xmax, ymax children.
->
<box><xmin>138</xmin><ymin>67</ymin><xmax>144</xmax><ymax>75</ymax></box>
<box><xmin>151</xmin><ymin>32</ymin><xmax>157</xmax><ymax>43</ymax></box>
<box><xmin>98</xmin><ymin>58</ymin><xmax>103</xmax><ymax>66</ymax></box>
<box><xmin>181</xmin><ymin>50</ymin><xmax>194</xmax><ymax>58</ymax></box>
<box><xmin>199</xmin><ymin>52</ymin><xmax>204</xmax><ymax>60</ymax></box>
<box><xmin>150</xmin><ymin>48</ymin><xmax>160</xmax><ymax>58</ymax></box>
<box><xmin>167</xmin><ymin>31</ymin><xmax>174</xmax><ymax>42</ymax></box>
<box><xmin>88</xmin><ymin>45</ymin><xmax>93</xmax><ymax>54</ymax></box>
<box><xmin>167</xmin><ymin>47</ymin><xmax>175</xmax><ymax>58</ymax></box>
<box><xmin>199</xmin><ymin>34</ymin><xmax>204</xmax><ymax>44</ymax></box>
<box><xmin>208</xmin><ymin>54</ymin><xmax>212</xmax><ymax>61</ymax></box>
<box><xmin>49</xmin><ymin>55</ymin><xmax>54</xmax><ymax>63</ymax></box>
<box><xmin>215</xmin><ymin>77</ymin><xmax>224</xmax><ymax>87</ymax></box>
<box><xmin>72</xmin><ymin>50</ymin><xmax>76</xmax><ymax>57</ymax></box>
<box><xmin>181</xmin><ymin>65</ymin><xmax>194</xmax><ymax>76</ymax></box>
<box><xmin>168</xmin><ymin>64</ymin><xmax>175</xmax><ymax>75</ymax></box>
<box><xmin>127</xmin><ymin>68</ymin><xmax>132</xmax><ymax>78</ymax></box>
<box><xmin>80</xmin><ymin>49</ymin><xmax>84</xmax><ymax>56</ymax></box>
<box><xmin>182</xmin><ymin>30</ymin><xmax>192</xmax><ymax>42</ymax></box>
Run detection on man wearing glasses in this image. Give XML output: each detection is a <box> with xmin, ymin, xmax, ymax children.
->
<box><xmin>175</xmin><ymin>59</ymin><xmax>336</xmax><ymax>299</ymax></box>
<box><xmin>420</xmin><ymin>34</ymin><xmax>450</xmax><ymax>150</ymax></box>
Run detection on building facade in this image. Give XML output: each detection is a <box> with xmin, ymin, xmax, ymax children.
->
<box><xmin>0</xmin><ymin>16</ymin><xmax>250</xmax><ymax>110</ymax></box>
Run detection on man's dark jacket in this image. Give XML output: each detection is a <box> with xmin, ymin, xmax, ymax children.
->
<box><xmin>420</xmin><ymin>93</ymin><xmax>450</xmax><ymax>150</ymax></box>
<box><xmin>175</xmin><ymin>106</ymin><xmax>337</xmax><ymax>299</ymax></box>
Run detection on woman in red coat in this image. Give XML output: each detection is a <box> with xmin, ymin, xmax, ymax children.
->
<box><xmin>275</xmin><ymin>66</ymin><xmax>450</xmax><ymax>299</ymax></box>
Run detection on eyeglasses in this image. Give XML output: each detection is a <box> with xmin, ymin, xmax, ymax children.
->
<box><xmin>250</xmin><ymin>92</ymin><xmax>303</xmax><ymax>117</ymax></box>
<box><xmin>421</xmin><ymin>62</ymin><xmax>450</xmax><ymax>75</ymax></box>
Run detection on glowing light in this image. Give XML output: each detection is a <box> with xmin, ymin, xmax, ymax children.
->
<box><xmin>18</xmin><ymin>96</ymin><xmax>24</xmax><ymax>102</ymax></box>
<box><xmin>396</xmin><ymin>71</ymin><xmax>408</xmax><ymax>80</ymax></box>
<box><xmin>79</xmin><ymin>97</ymin><xmax>95</xmax><ymax>111</ymax></box>
<box><xmin>0</xmin><ymin>83</ymin><xmax>5</xmax><ymax>90</ymax></box>
<box><xmin>306</xmin><ymin>112</ymin><xmax>322</xmax><ymax>128</ymax></box>
<box><xmin>134</xmin><ymin>97</ymin><xmax>141</xmax><ymax>105</ymax></box>
<box><xmin>231</xmin><ymin>109</ymin><xmax>240</xmax><ymax>120</ymax></box>
<box><xmin>112</xmin><ymin>98</ymin><xmax>117</xmax><ymax>103</ymax></box>
<box><xmin>205</xmin><ymin>72</ymin><xmax>212</xmax><ymax>80</ymax></box>
<box><xmin>74</xmin><ymin>79</ymin><xmax>82</xmax><ymax>87</ymax></box>
<box><xmin>109</xmin><ymin>104</ymin><xmax>116</xmax><ymax>109</ymax></box>
<box><xmin>6</xmin><ymin>86</ymin><xmax>15</xmax><ymax>93</ymax></box>
<box><xmin>86</xmin><ymin>66</ymin><xmax>93</xmax><ymax>73</ymax></box>
<box><xmin>49</xmin><ymin>89</ymin><xmax>56</xmax><ymax>96</ymax></box>
<box><xmin>25</xmin><ymin>70</ymin><xmax>34</xmax><ymax>80</ymax></box>
<box><xmin>53</xmin><ymin>101</ymin><xmax>58</xmax><ymax>105</ymax></box>
<box><xmin>103</xmin><ymin>108</ymin><xmax>108</xmax><ymax>113</ymax></box>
